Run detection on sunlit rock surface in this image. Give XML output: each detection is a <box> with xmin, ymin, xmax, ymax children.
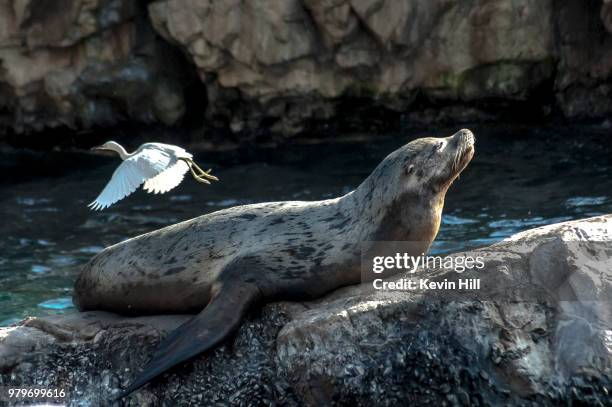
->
<box><xmin>0</xmin><ymin>215</ymin><xmax>610</xmax><ymax>405</ymax></box>
<box><xmin>1</xmin><ymin>0</ymin><xmax>612</xmax><ymax>137</ymax></box>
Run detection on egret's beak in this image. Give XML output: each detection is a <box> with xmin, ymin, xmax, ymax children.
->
<box><xmin>91</xmin><ymin>146</ymin><xmax>103</xmax><ymax>151</ymax></box>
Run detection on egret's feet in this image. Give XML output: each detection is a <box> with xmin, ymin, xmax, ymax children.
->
<box><xmin>194</xmin><ymin>176</ymin><xmax>212</xmax><ymax>184</ymax></box>
<box><xmin>190</xmin><ymin>161</ymin><xmax>219</xmax><ymax>182</ymax></box>
<box><xmin>189</xmin><ymin>166</ymin><xmax>212</xmax><ymax>184</ymax></box>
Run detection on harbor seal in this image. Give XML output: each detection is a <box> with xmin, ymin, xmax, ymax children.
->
<box><xmin>74</xmin><ymin>128</ymin><xmax>475</xmax><ymax>398</ymax></box>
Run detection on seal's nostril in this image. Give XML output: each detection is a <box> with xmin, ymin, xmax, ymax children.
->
<box><xmin>458</xmin><ymin>129</ymin><xmax>475</xmax><ymax>145</ymax></box>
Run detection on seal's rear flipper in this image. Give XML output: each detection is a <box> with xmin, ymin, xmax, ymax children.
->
<box><xmin>114</xmin><ymin>283</ymin><xmax>261</xmax><ymax>400</ymax></box>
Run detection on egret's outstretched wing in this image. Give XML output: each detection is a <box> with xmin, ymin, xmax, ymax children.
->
<box><xmin>143</xmin><ymin>160</ymin><xmax>190</xmax><ymax>194</ymax></box>
<box><xmin>89</xmin><ymin>149</ymin><xmax>174</xmax><ymax>210</ymax></box>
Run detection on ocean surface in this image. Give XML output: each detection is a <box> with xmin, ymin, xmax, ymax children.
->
<box><xmin>1</xmin><ymin>124</ymin><xmax>611</xmax><ymax>325</ymax></box>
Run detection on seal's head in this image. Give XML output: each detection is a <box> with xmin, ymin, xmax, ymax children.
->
<box><xmin>403</xmin><ymin>128</ymin><xmax>475</xmax><ymax>193</ymax></box>
<box><xmin>360</xmin><ymin>129</ymin><xmax>475</xmax><ymax>243</ymax></box>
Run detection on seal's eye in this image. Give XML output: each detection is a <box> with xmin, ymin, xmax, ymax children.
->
<box><xmin>404</xmin><ymin>164</ymin><xmax>414</xmax><ymax>176</ymax></box>
<box><xmin>435</xmin><ymin>141</ymin><xmax>444</xmax><ymax>152</ymax></box>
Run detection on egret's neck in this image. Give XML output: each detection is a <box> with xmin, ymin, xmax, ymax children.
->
<box><xmin>110</xmin><ymin>143</ymin><xmax>132</xmax><ymax>160</ymax></box>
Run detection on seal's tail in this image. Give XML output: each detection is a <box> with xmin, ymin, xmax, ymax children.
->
<box><xmin>114</xmin><ymin>282</ymin><xmax>262</xmax><ymax>400</ymax></box>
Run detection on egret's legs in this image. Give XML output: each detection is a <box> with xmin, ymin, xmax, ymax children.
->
<box><xmin>189</xmin><ymin>165</ymin><xmax>211</xmax><ymax>184</ymax></box>
<box><xmin>189</xmin><ymin>160</ymin><xmax>219</xmax><ymax>181</ymax></box>
<box><xmin>181</xmin><ymin>158</ymin><xmax>218</xmax><ymax>184</ymax></box>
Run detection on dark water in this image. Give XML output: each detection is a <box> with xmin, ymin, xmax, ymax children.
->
<box><xmin>0</xmin><ymin>125</ymin><xmax>610</xmax><ymax>325</ymax></box>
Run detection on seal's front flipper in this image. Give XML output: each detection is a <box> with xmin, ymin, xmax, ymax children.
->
<box><xmin>115</xmin><ymin>283</ymin><xmax>261</xmax><ymax>400</ymax></box>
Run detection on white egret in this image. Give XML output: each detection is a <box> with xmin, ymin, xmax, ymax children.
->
<box><xmin>88</xmin><ymin>141</ymin><xmax>218</xmax><ymax>210</ymax></box>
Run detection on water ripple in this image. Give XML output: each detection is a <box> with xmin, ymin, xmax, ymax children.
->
<box><xmin>31</xmin><ymin>265</ymin><xmax>52</xmax><ymax>274</ymax></box>
<box><xmin>565</xmin><ymin>196</ymin><xmax>607</xmax><ymax>207</ymax></box>
<box><xmin>38</xmin><ymin>297</ymin><xmax>74</xmax><ymax>310</ymax></box>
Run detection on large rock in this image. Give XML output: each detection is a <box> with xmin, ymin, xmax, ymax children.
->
<box><xmin>148</xmin><ymin>0</ymin><xmax>558</xmax><ymax>133</ymax></box>
<box><xmin>1</xmin><ymin>0</ymin><xmax>612</xmax><ymax>137</ymax></box>
<box><xmin>1</xmin><ymin>215</ymin><xmax>610</xmax><ymax>405</ymax></box>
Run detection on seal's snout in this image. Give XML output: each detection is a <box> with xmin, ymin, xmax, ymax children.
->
<box><xmin>448</xmin><ymin>129</ymin><xmax>475</xmax><ymax>177</ymax></box>
<box><xmin>456</xmin><ymin>128</ymin><xmax>475</xmax><ymax>148</ymax></box>
<box><xmin>453</xmin><ymin>128</ymin><xmax>475</xmax><ymax>157</ymax></box>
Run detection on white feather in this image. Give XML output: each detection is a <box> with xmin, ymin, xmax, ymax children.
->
<box><xmin>143</xmin><ymin>160</ymin><xmax>190</xmax><ymax>194</ymax></box>
<box><xmin>88</xmin><ymin>143</ymin><xmax>195</xmax><ymax>211</ymax></box>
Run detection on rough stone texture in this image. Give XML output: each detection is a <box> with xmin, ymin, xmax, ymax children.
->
<box><xmin>1</xmin><ymin>0</ymin><xmax>612</xmax><ymax>137</ymax></box>
<box><xmin>1</xmin><ymin>215</ymin><xmax>610</xmax><ymax>406</ymax></box>
<box><xmin>555</xmin><ymin>0</ymin><xmax>612</xmax><ymax>120</ymax></box>
<box><xmin>0</xmin><ymin>0</ymin><xmax>189</xmax><ymax>134</ymax></box>
<box><xmin>147</xmin><ymin>0</ymin><xmax>560</xmax><ymax>133</ymax></box>
<box><xmin>604</xmin><ymin>0</ymin><xmax>612</xmax><ymax>33</ymax></box>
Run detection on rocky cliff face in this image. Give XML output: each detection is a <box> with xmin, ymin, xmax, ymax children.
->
<box><xmin>0</xmin><ymin>0</ymin><xmax>191</xmax><ymax>134</ymax></box>
<box><xmin>1</xmin><ymin>0</ymin><xmax>611</xmax><ymax>138</ymax></box>
<box><xmin>0</xmin><ymin>215</ymin><xmax>610</xmax><ymax>406</ymax></box>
